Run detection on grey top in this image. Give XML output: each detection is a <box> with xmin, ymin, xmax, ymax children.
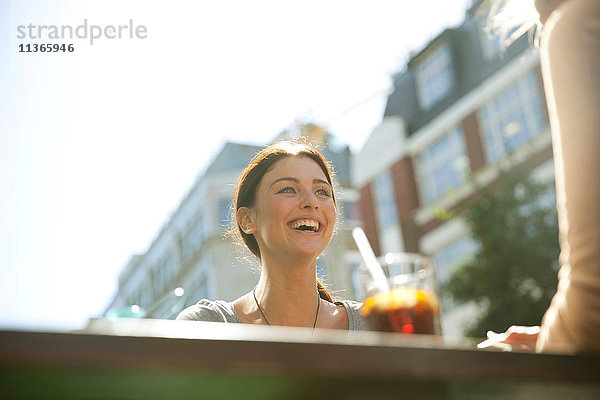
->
<box><xmin>176</xmin><ymin>299</ymin><xmax>365</xmax><ymax>331</ymax></box>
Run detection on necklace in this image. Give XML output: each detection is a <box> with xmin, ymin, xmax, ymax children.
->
<box><xmin>252</xmin><ymin>287</ymin><xmax>320</xmax><ymax>329</ymax></box>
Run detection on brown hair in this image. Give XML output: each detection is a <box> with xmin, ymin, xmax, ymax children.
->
<box><xmin>232</xmin><ymin>140</ymin><xmax>336</xmax><ymax>302</ymax></box>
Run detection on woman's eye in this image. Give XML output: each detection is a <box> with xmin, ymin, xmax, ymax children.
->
<box><xmin>277</xmin><ymin>186</ymin><xmax>296</xmax><ymax>194</ymax></box>
<box><xmin>316</xmin><ymin>188</ymin><xmax>331</xmax><ymax>197</ymax></box>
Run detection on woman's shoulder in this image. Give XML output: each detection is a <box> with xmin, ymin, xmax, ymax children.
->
<box><xmin>336</xmin><ymin>299</ymin><xmax>362</xmax><ymax>311</ymax></box>
<box><xmin>335</xmin><ymin>299</ymin><xmax>365</xmax><ymax>331</ymax></box>
<box><xmin>176</xmin><ymin>299</ymin><xmax>240</xmax><ymax>323</ymax></box>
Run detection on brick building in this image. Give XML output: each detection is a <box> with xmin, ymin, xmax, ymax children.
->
<box><xmin>354</xmin><ymin>0</ymin><xmax>554</xmax><ymax>335</ymax></box>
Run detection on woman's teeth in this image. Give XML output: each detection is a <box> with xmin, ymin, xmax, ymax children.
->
<box><xmin>290</xmin><ymin>219</ymin><xmax>319</xmax><ymax>232</ymax></box>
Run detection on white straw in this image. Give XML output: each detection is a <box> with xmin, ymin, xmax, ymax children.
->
<box><xmin>352</xmin><ymin>227</ymin><xmax>390</xmax><ymax>293</ymax></box>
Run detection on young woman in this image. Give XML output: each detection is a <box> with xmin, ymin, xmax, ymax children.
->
<box><xmin>177</xmin><ymin>141</ymin><xmax>364</xmax><ymax>331</ymax></box>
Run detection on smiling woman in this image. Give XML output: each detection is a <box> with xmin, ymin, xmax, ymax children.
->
<box><xmin>176</xmin><ymin>141</ymin><xmax>364</xmax><ymax>331</ymax></box>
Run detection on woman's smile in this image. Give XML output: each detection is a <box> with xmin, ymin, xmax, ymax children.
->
<box><xmin>288</xmin><ymin>217</ymin><xmax>322</xmax><ymax>233</ymax></box>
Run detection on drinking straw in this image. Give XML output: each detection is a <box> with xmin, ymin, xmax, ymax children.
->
<box><xmin>352</xmin><ymin>227</ymin><xmax>390</xmax><ymax>292</ymax></box>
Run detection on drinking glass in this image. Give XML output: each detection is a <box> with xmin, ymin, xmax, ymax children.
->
<box><xmin>358</xmin><ymin>252</ymin><xmax>441</xmax><ymax>335</ymax></box>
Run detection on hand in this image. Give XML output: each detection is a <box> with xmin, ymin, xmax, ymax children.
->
<box><xmin>477</xmin><ymin>325</ymin><xmax>540</xmax><ymax>352</ymax></box>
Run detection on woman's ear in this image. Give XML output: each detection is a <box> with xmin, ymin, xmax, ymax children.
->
<box><xmin>236</xmin><ymin>207</ymin><xmax>256</xmax><ymax>234</ymax></box>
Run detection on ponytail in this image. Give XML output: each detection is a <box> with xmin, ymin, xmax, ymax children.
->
<box><xmin>317</xmin><ymin>280</ymin><xmax>334</xmax><ymax>302</ymax></box>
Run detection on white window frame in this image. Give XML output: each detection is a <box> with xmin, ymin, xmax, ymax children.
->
<box><xmin>414</xmin><ymin>43</ymin><xmax>455</xmax><ymax>110</ymax></box>
<box><xmin>372</xmin><ymin>171</ymin><xmax>399</xmax><ymax>231</ymax></box>
<box><xmin>478</xmin><ymin>72</ymin><xmax>547</xmax><ymax>163</ymax></box>
<box><xmin>417</xmin><ymin>126</ymin><xmax>470</xmax><ymax>205</ymax></box>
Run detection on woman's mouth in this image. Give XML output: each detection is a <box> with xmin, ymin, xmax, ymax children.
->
<box><xmin>289</xmin><ymin>219</ymin><xmax>320</xmax><ymax>232</ymax></box>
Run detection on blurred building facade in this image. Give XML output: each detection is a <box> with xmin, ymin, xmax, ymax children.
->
<box><xmin>104</xmin><ymin>134</ymin><xmax>361</xmax><ymax>319</ymax></box>
<box><xmin>354</xmin><ymin>0</ymin><xmax>555</xmax><ymax>336</ymax></box>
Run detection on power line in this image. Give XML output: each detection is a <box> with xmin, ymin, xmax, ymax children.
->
<box><xmin>323</xmin><ymin>86</ymin><xmax>394</xmax><ymax>128</ymax></box>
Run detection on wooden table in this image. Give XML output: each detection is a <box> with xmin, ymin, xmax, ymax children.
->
<box><xmin>1</xmin><ymin>318</ymin><xmax>599</xmax><ymax>399</ymax></box>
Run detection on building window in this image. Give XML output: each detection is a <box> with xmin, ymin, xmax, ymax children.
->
<box><xmin>162</xmin><ymin>253</ymin><xmax>177</xmax><ymax>287</ymax></box>
<box><xmin>474</xmin><ymin>0</ymin><xmax>510</xmax><ymax>60</ymax></box>
<box><xmin>474</xmin><ymin>0</ymin><xmax>532</xmax><ymax>61</ymax></box>
<box><xmin>218</xmin><ymin>198</ymin><xmax>232</xmax><ymax>231</ymax></box>
<box><xmin>478</xmin><ymin>72</ymin><xmax>547</xmax><ymax>163</ymax></box>
<box><xmin>316</xmin><ymin>259</ymin><xmax>329</xmax><ymax>281</ymax></box>
<box><xmin>417</xmin><ymin>126</ymin><xmax>470</xmax><ymax>204</ymax></box>
<box><xmin>433</xmin><ymin>235</ymin><xmax>479</xmax><ymax>284</ymax></box>
<box><xmin>372</xmin><ymin>171</ymin><xmax>399</xmax><ymax>231</ymax></box>
<box><xmin>151</xmin><ymin>252</ymin><xmax>177</xmax><ymax>298</ymax></box>
<box><xmin>341</xmin><ymin>200</ymin><xmax>361</xmax><ymax>222</ymax></box>
<box><xmin>181</xmin><ymin>212</ymin><xmax>204</xmax><ymax>263</ymax></box>
<box><xmin>152</xmin><ymin>265</ymin><xmax>164</xmax><ymax>296</ymax></box>
<box><xmin>414</xmin><ymin>43</ymin><xmax>455</xmax><ymax>110</ymax></box>
<box><xmin>139</xmin><ymin>287</ymin><xmax>152</xmax><ymax>308</ymax></box>
<box><xmin>186</xmin><ymin>274</ymin><xmax>209</xmax><ymax>307</ymax></box>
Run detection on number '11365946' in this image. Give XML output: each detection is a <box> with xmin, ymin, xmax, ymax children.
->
<box><xmin>19</xmin><ymin>43</ymin><xmax>74</xmax><ymax>52</ymax></box>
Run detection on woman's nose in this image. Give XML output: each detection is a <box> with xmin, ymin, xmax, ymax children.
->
<box><xmin>300</xmin><ymin>191</ymin><xmax>319</xmax><ymax>209</ymax></box>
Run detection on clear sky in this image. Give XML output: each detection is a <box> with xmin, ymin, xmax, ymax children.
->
<box><xmin>0</xmin><ymin>0</ymin><xmax>472</xmax><ymax>331</ymax></box>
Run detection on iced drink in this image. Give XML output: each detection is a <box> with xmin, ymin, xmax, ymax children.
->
<box><xmin>360</xmin><ymin>287</ymin><xmax>440</xmax><ymax>334</ymax></box>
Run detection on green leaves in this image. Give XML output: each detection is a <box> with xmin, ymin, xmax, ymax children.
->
<box><xmin>443</xmin><ymin>171</ymin><xmax>559</xmax><ymax>337</ymax></box>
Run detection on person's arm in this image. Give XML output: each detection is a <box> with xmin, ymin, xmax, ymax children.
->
<box><xmin>536</xmin><ymin>0</ymin><xmax>600</xmax><ymax>353</ymax></box>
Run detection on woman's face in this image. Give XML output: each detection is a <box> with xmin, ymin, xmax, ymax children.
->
<box><xmin>241</xmin><ymin>156</ymin><xmax>337</xmax><ymax>262</ymax></box>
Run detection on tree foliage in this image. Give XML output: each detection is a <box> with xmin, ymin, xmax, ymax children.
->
<box><xmin>444</xmin><ymin>171</ymin><xmax>560</xmax><ymax>337</ymax></box>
